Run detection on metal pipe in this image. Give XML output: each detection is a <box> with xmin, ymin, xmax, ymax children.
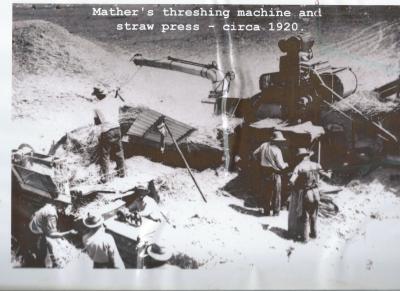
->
<box><xmin>318</xmin><ymin>140</ymin><xmax>321</xmax><ymax>164</ymax></box>
<box><xmin>131</xmin><ymin>54</ymin><xmax>234</xmax><ymax>98</ymax></box>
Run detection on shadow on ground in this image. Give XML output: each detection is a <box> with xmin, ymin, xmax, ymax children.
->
<box><xmin>269</xmin><ymin>226</ymin><xmax>290</xmax><ymax>240</ymax></box>
<box><xmin>222</xmin><ymin>173</ymin><xmax>264</xmax><ymax>208</ymax></box>
<box><xmin>229</xmin><ymin>204</ymin><xmax>264</xmax><ymax>217</ymax></box>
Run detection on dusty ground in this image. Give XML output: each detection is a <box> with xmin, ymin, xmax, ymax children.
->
<box><xmin>11</xmin><ymin>5</ymin><xmax>400</xmax><ymax>288</ymax></box>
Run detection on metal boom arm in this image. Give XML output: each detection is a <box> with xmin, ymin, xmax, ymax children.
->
<box><xmin>131</xmin><ymin>54</ymin><xmax>234</xmax><ymax>98</ymax></box>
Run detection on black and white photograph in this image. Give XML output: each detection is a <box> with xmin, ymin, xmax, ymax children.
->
<box><xmin>4</xmin><ymin>1</ymin><xmax>400</xmax><ymax>289</ymax></box>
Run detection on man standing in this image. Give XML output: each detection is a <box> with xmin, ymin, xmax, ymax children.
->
<box><xmin>29</xmin><ymin>198</ymin><xmax>77</xmax><ymax>267</ymax></box>
<box><xmin>94</xmin><ymin>109</ymin><xmax>126</xmax><ymax>183</ymax></box>
<box><xmin>82</xmin><ymin>213</ymin><xmax>125</xmax><ymax>269</ymax></box>
<box><xmin>253</xmin><ymin>131</ymin><xmax>288</xmax><ymax>216</ymax></box>
<box><xmin>295</xmin><ymin>96</ymin><xmax>313</xmax><ymax>124</ymax></box>
<box><xmin>289</xmin><ymin>148</ymin><xmax>330</xmax><ymax>242</ymax></box>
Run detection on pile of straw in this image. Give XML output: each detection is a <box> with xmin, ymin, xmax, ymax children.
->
<box><xmin>335</xmin><ymin>90</ymin><xmax>399</xmax><ymax>117</ymax></box>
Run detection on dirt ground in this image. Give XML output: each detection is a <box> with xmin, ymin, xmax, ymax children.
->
<box><xmin>11</xmin><ymin>5</ymin><xmax>400</xmax><ymax>288</ymax></box>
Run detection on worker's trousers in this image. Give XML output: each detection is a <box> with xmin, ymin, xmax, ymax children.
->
<box><xmin>301</xmin><ymin>188</ymin><xmax>320</xmax><ymax>242</ymax></box>
<box><xmin>37</xmin><ymin>235</ymin><xmax>57</xmax><ymax>267</ymax></box>
<box><xmin>264</xmin><ymin>170</ymin><xmax>282</xmax><ymax>215</ymax></box>
<box><xmin>99</xmin><ymin>129</ymin><xmax>126</xmax><ymax>181</ymax></box>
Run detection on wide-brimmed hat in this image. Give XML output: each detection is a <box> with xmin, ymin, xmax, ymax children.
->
<box><xmin>83</xmin><ymin>213</ymin><xmax>104</xmax><ymax>229</ymax></box>
<box><xmin>296</xmin><ymin>148</ymin><xmax>313</xmax><ymax>157</ymax></box>
<box><xmin>271</xmin><ymin>131</ymin><xmax>286</xmax><ymax>142</ymax></box>
<box><xmin>145</xmin><ymin>243</ymin><xmax>172</xmax><ymax>262</ymax></box>
<box><xmin>297</xmin><ymin>96</ymin><xmax>312</xmax><ymax>105</ymax></box>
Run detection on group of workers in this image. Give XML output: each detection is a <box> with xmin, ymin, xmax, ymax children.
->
<box><xmin>24</xmin><ymin>93</ymin><xmax>326</xmax><ymax>271</ymax></box>
<box><xmin>23</xmin><ymin>105</ymin><xmax>177</xmax><ymax>269</ymax></box>
<box><xmin>252</xmin><ymin>130</ymin><xmax>330</xmax><ymax>242</ymax></box>
<box><xmin>26</xmin><ymin>128</ymin><xmax>327</xmax><ymax>270</ymax></box>
<box><xmin>28</xmin><ymin>191</ymin><xmax>171</xmax><ymax>269</ymax></box>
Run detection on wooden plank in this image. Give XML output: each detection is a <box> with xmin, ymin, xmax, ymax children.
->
<box><xmin>132</xmin><ymin>118</ymin><xmax>151</xmax><ymax>126</ymax></box>
<box><xmin>129</xmin><ymin>123</ymin><xmax>148</xmax><ymax>132</ymax></box>
<box><xmin>176</xmin><ymin>128</ymin><xmax>197</xmax><ymax>143</ymax></box>
<box><xmin>164</xmin><ymin>122</ymin><xmax>207</xmax><ymax>203</ymax></box>
<box><xmin>166</xmin><ymin>116</ymin><xmax>195</xmax><ymax>129</ymax></box>
<box><xmin>165</xmin><ymin>125</ymin><xmax>188</xmax><ymax>137</ymax></box>
<box><xmin>127</xmin><ymin>112</ymin><xmax>156</xmax><ymax>136</ymax></box>
<box><xmin>137</xmin><ymin>114</ymin><xmax>160</xmax><ymax>125</ymax></box>
<box><xmin>167</xmin><ymin>119</ymin><xmax>194</xmax><ymax>131</ymax></box>
<box><xmin>130</xmin><ymin>125</ymin><xmax>148</xmax><ymax>134</ymax></box>
<box><xmin>124</xmin><ymin>107</ymin><xmax>196</xmax><ymax>145</ymax></box>
<box><xmin>165</xmin><ymin>119</ymin><xmax>194</xmax><ymax>136</ymax></box>
<box><xmin>139</xmin><ymin>109</ymin><xmax>161</xmax><ymax>119</ymax></box>
<box><xmin>142</xmin><ymin>115</ymin><xmax>165</xmax><ymax>140</ymax></box>
<box><xmin>127</xmin><ymin>124</ymin><xmax>147</xmax><ymax>135</ymax></box>
<box><xmin>131</xmin><ymin>121</ymin><xmax>150</xmax><ymax>131</ymax></box>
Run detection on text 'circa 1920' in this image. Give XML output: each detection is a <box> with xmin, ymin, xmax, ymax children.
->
<box><xmin>92</xmin><ymin>6</ymin><xmax>323</xmax><ymax>33</ymax></box>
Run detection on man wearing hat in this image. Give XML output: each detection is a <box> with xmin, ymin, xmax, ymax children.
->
<box><xmin>29</xmin><ymin>197</ymin><xmax>77</xmax><ymax>267</ymax></box>
<box><xmin>253</xmin><ymin>131</ymin><xmax>289</xmax><ymax>216</ymax></box>
<box><xmin>289</xmin><ymin>148</ymin><xmax>330</xmax><ymax>242</ymax></box>
<box><xmin>94</xmin><ymin>109</ymin><xmax>126</xmax><ymax>183</ymax></box>
<box><xmin>295</xmin><ymin>95</ymin><xmax>314</xmax><ymax>124</ymax></box>
<box><xmin>138</xmin><ymin>243</ymin><xmax>173</xmax><ymax>269</ymax></box>
<box><xmin>129</xmin><ymin>192</ymin><xmax>163</xmax><ymax>223</ymax></box>
<box><xmin>82</xmin><ymin>213</ymin><xmax>125</xmax><ymax>269</ymax></box>
<box><xmin>12</xmin><ymin>143</ymin><xmax>34</xmax><ymax>168</ymax></box>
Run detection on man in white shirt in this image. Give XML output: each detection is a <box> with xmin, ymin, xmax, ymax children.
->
<box><xmin>93</xmin><ymin>109</ymin><xmax>126</xmax><ymax>183</ymax></box>
<box><xmin>253</xmin><ymin>131</ymin><xmax>288</xmax><ymax>216</ymax></box>
<box><xmin>29</xmin><ymin>199</ymin><xmax>77</xmax><ymax>267</ymax></box>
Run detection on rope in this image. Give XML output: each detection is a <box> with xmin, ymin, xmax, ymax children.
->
<box><xmin>103</xmin><ymin>65</ymin><xmax>144</xmax><ymax>100</ymax></box>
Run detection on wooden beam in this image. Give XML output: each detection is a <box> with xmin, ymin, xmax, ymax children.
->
<box><xmin>163</xmin><ymin>120</ymin><xmax>207</xmax><ymax>203</ymax></box>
